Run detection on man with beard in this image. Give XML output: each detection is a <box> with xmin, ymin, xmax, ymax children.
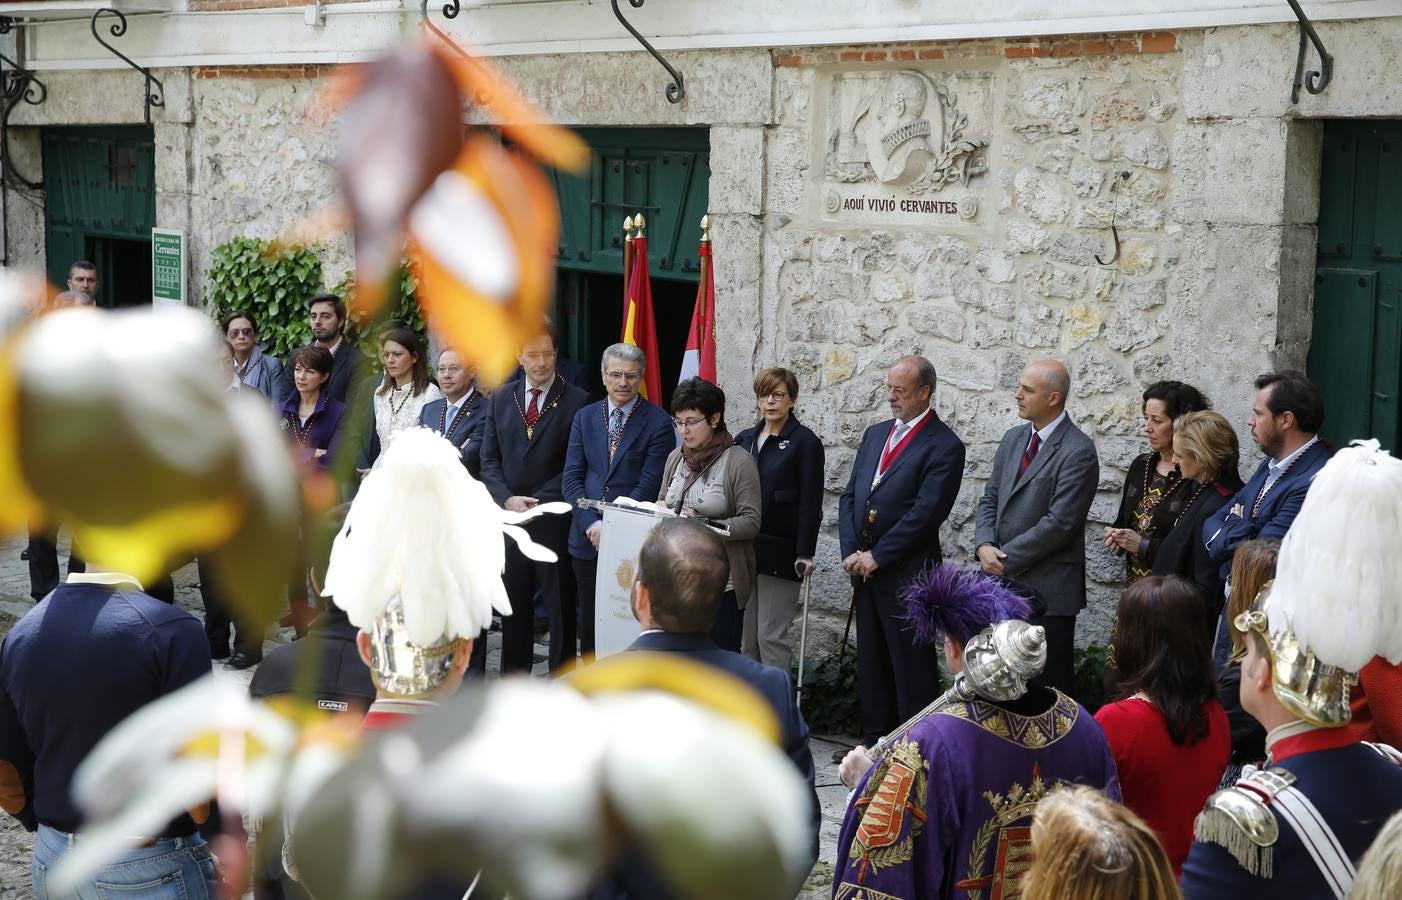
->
<box><xmin>277</xmin><ymin>295</ymin><xmax>369</xmax><ymax>404</ymax></box>
<box><xmin>1202</xmin><ymin>371</ymin><xmax>1328</xmax><ymax>659</ymax></box>
<box><xmin>1204</xmin><ymin>370</ymin><xmax>1328</xmax><ymax>576</ymax></box>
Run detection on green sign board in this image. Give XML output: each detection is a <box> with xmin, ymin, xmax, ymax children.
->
<box><xmin>152</xmin><ymin>228</ymin><xmax>185</xmax><ymax>305</ymax></box>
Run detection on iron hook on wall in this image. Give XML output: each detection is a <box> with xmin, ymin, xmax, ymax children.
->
<box><xmin>1286</xmin><ymin>0</ymin><xmax>1333</xmax><ymax>105</ymax></box>
<box><xmin>0</xmin><ymin>44</ymin><xmax>47</xmax><ymax>190</ymax></box>
<box><xmin>1095</xmin><ymin>170</ymin><xmax>1131</xmax><ymax>267</ymax></box>
<box><xmin>611</xmin><ymin>0</ymin><xmax>684</xmax><ymax>104</ymax></box>
<box><xmin>441</xmin><ymin>0</ymin><xmax>460</xmax><ymax>18</ymax></box>
<box><xmin>89</xmin><ymin>9</ymin><xmax>164</xmax><ymax>126</ymax></box>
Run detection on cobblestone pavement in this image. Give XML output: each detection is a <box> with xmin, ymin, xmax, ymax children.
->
<box><xmin>0</xmin><ymin>533</ymin><xmax>854</xmax><ymax>898</ymax></box>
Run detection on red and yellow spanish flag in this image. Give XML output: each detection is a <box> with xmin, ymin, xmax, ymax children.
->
<box><xmin>622</xmin><ymin>233</ymin><xmax>663</xmax><ymax>402</ymax></box>
<box><xmin>678</xmin><ymin>224</ymin><xmax>717</xmax><ymax>385</ymax></box>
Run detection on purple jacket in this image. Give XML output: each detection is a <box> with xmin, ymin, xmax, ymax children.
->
<box><xmin>277</xmin><ymin>391</ymin><xmax>347</xmax><ymax>467</ymax></box>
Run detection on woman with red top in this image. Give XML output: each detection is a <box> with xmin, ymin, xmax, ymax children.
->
<box><xmin>1095</xmin><ymin>575</ymin><xmax>1229</xmax><ymax>876</ymax></box>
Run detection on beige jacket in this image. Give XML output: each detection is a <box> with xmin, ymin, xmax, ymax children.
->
<box><xmin>659</xmin><ymin>445</ymin><xmax>762</xmax><ymax>609</ymax></box>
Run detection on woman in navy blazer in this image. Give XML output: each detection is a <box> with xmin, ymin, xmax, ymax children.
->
<box><xmin>734</xmin><ymin>367</ymin><xmax>825</xmax><ymax>670</ymax></box>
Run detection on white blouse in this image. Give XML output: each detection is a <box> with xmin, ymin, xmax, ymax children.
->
<box><xmin>372</xmin><ymin>381</ymin><xmax>443</xmax><ymax>461</ymax></box>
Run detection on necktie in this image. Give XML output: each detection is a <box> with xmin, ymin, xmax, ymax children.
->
<box><xmin>525</xmin><ymin>388</ymin><xmax>542</xmax><ymax>428</ymax></box>
<box><xmin>443</xmin><ymin>403</ymin><xmax>458</xmax><ymax>434</ymax></box>
<box><xmin>1018</xmin><ymin>432</ymin><xmax>1042</xmax><ymax>480</ymax></box>
<box><xmin>609</xmin><ymin>407</ymin><xmax>625</xmax><ymax>457</ymax></box>
<box><xmin>889</xmin><ymin>421</ymin><xmax>910</xmax><ymax>452</ymax></box>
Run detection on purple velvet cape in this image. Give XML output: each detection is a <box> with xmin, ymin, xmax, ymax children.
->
<box><xmin>833</xmin><ymin>690</ymin><xmax>1120</xmax><ymax>900</ymax></box>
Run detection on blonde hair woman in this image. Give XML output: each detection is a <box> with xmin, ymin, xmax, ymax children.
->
<box><xmin>1148</xmin><ymin>410</ymin><xmax>1243</xmax><ymax>628</ymax></box>
<box><xmin>1022</xmin><ymin>786</ymin><xmax>1181</xmax><ymax>900</ymax></box>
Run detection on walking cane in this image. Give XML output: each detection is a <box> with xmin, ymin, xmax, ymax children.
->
<box><xmin>795</xmin><ymin>560</ymin><xmax>815</xmax><ymax>709</ymax></box>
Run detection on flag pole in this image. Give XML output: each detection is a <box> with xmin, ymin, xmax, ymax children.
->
<box><xmin>623</xmin><ymin>214</ymin><xmax>636</xmax><ymax>297</ymax></box>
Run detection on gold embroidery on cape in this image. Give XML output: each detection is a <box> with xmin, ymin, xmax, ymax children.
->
<box><xmin>936</xmin><ymin>689</ymin><xmax>1080</xmax><ymax>749</ymax></box>
<box><xmin>954</xmin><ymin>764</ymin><xmax>1060</xmax><ymax>900</ymax></box>
<box><xmin>848</xmin><ymin>738</ymin><xmax>929</xmax><ymax>883</ymax></box>
<box><xmin>834</xmin><ymin>885</ymin><xmax>903</xmax><ymax>900</ymax></box>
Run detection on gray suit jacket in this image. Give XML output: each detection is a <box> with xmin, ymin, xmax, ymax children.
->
<box><xmin>975</xmin><ymin>417</ymin><xmax>1099</xmax><ymax>616</ymax></box>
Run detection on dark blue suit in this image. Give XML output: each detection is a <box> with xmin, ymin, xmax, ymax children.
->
<box><xmin>587</xmin><ymin>631</ymin><xmax>818</xmax><ymax>899</ymax></box>
<box><xmin>1181</xmin><ymin>742</ymin><xmax>1402</xmax><ymax>899</ymax></box>
<box><xmin>417</xmin><ymin>390</ymin><xmax>488</xmax><ymax>479</ymax></box>
<box><xmin>839</xmin><ymin>411</ymin><xmax>966</xmax><ymax>744</ymax></box>
<box><xmin>1202</xmin><ymin>439</ymin><xmax>1331</xmax><ymax>582</ymax></box>
<box><xmin>562</xmin><ymin>398</ymin><xmax>673</xmax><ymax>656</ymax></box>
<box><xmin>479</xmin><ymin>377</ymin><xmax>590</xmax><ymax>673</ymax></box>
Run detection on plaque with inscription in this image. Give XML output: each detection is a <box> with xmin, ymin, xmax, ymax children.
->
<box><xmin>814</xmin><ymin>68</ymin><xmax>992</xmax><ymax>229</ymax></box>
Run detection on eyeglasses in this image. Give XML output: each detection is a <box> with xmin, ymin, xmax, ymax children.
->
<box><xmin>759</xmin><ymin>391</ymin><xmax>789</xmax><ymax>401</ymax></box>
<box><xmin>605</xmin><ymin>370</ymin><xmax>642</xmax><ymax>382</ymax></box>
<box><xmin>228</xmin><ymin>328</ymin><xmax>254</xmax><ymax>338</ymax></box>
<box><xmin>437</xmin><ymin>365</ymin><xmax>465</xmax><ymax>376</ymax></box>
<box><xmin>521</xmin><ymin>351</ymin><xmax>557</xmax><ymax>363</ymax></box>
<box><xmin>673</xmin><ymin>417</ymin><xmax>708</xmax><ymax>430</ymax></box>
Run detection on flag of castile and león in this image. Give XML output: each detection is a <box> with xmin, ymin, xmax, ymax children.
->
<box><xmin>678</xmin><ymin>215</ymin><xmax>717</xmax><ymax>385</ymax></box>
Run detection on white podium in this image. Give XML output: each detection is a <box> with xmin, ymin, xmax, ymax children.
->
<box><xmin>591</xmin><ymin>502</ymin><xmax>670</xmax><ymax>658</ymax></box>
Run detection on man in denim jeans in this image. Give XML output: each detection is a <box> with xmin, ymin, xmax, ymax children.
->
<box><xmin>0</xmin><ymin>564</ymin><xmax>216</xmax><ymax>897</ymax></box>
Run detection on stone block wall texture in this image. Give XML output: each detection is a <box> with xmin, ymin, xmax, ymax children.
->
<box><xmin>762</xmin><ymin>36</ymin><xmax>1196</xmax><ymax>650</ymax></box>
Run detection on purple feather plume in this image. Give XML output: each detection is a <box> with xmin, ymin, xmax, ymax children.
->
<box><xmin>900</xmin><ymin>561</ymin><xmax>1032</xmax><ymax>647</ymax></box>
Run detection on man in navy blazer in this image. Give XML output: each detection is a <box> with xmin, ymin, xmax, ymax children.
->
<box><xmin>479</xmin><ymin>329</ymin><xmax>590</xmax><ymax>674</ymax></box>
<box><xmin>612</xmin><ymin>517</ymin><xmax>818</xmax><ymax>898</ymax></box>
<box><xmin>562</xmin><ymin>343</ymin><xmax>674</xmax><ymax>663</ymax></box>
<box><xmin>839</xmin><ymin>356</ymin><xmax>966</xmax><ymax>746</ymax></box>
<box><xmin>1203</xmin><ymin>372</ymin><xmax>1329</xmax><ymax>655</ymax></box>
<box><xmin>418</xmin><ymin>348</ymin><xmax>488</xmax><ymax>479</ymax></box>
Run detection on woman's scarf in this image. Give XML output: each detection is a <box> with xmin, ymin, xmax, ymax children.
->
<box><xmin>676</xmin><ymin>429</ymin><xmax>734</xmax><ymax>506</ymax></box>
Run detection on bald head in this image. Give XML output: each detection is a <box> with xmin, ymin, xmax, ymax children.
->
<box><xmin>1016</xmin><ymin>359</ymin><xmax>1070</xmax><ymax>428</ymax></box>
<box><xmin>887</xmin><ymin>355</ymin><xmax>936</xmax><ymax>422</ymax></box>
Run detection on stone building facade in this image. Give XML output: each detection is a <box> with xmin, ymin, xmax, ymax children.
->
<box><xmin>3</xmin><ymin>9</ymin><xmax>1399</xmax><ymax>651</ymax></box>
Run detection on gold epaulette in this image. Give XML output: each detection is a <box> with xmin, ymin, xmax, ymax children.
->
<box><xmin>1192</xmin><ymin>767</ymin><xmax>1295</xmax><ymax>878</ymax></box>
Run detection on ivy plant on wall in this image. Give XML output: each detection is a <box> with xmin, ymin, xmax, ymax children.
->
<box><xmin>332</xmin><ymin>259</ymin><xmax>426</xmax><ymax>357</ymax></box>
<box><xmin>204</xmin><ymin>237</ymin><xmax>324</xmax><ymax>360</ymax></box>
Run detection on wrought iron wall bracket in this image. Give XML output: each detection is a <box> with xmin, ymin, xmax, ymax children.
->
<box><xmin>0</xmin><ymin>45</ymin><xmax>47</xmax><ymax>190</ymax></box>
<box><xmin>611</xmin><ymin>0</ymin><xmax>684</xmax><ymax>104</ymax></box>
<box><xmin>1286</xmin><ymin>0</ymin><xmax>1333</xmax><ymax>105</ymax></box>
<box><xmin>90</xmin><ymin>9</ymin><xmax>164</xmax><ymax>125</ymax></box>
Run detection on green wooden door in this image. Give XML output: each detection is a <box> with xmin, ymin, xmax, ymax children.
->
<box><xmin>546</xmin><ymin>127</ymin><xmax>710</xmax><ymax>397</ymax></box>
<box><xmin>42</xmin><ymin>126</ymin><xmax>156</xmax><ymax>307</ymax></box>
<box><xmin>1309</xmin><ymin>120</ymin><xmax>1402</xmax><ymax>452</ymax></box>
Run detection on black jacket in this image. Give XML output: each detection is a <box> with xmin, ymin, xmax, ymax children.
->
<box><xmin>1151</xmin><ymin>477</ymin><xmax>1241</xmax><ymax>619</ymax></box>
<box><xmin>734</xmin><ymin>416</ymin><xmax>825</xmax><ymax>581</ymax></box>
<box><xmin>479</xmin><ymin>377</ymin><xmax>590</xmax><ymax>503</ymax></box>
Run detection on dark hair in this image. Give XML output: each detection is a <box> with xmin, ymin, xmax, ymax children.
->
<box><xmin>671</xmin><ymin>377</ymin><xmax>727</xmax><ymax>432</ymax></box>
<box><xmin>1112</xmin><ymin>575</ymin><xmax>1217</xmax><ymax>746</ymax></box>
<box><xmin>221</xmin><ymin>309</ymin><xmax>257</xmax><ymax>333</ymax></box>
<box><xmin>636</xmin><ymin>518</ymin><xmax>730</xmax><ymax>634</ymax></box>
<box><xmin>1254</xmin><ymin>370</ymin><xmax>1324</xmax><ymax>434</ymax></box>
<box><xmin>1141</xmin><ymin>380</ymin><xmax>1210</xmax><ymax>420</ymax></box>
<box><xmin>292</xmin><ymin>344</ymin><xmax>334</xmax><ymax>377</ymax></box>
<box><xmin>753</xmin><ymin>367</ymin><xmax>800</xmax><ymax>401</ymax></box>
<box><xmin>69</xmin><ymin>260</ymin><xmax>96</xmax><ymax>275</ymax></box>
<box><xmin>376</xmin><ymin>325</ymin><xmax>430</xmax><ymax>396</ymax></box>
<box><xmin>910</xmin><ymin>356</ymin><xmax>937</xmax><ymax>396</ymax></box>
<box><xmin>309</xmin><ymin>294</ymin><xmax>346</xmax><ymax>323</ymax></box>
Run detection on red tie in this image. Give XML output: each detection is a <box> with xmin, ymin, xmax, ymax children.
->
<box><xmin>525</xmin><ymin>388</ymin><xmax>542</xmax><ymax>428</ymax></box>
<box><xmin>1018</xmin><ymin>432</ymin><xmax>1041</xmax><ymax>480</ymax></box>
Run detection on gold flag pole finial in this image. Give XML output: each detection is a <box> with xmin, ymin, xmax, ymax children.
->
<box><xmin>634</xmin><ymin>212</ymin><xmax>646</xmax><ymax>237</ymax></box>
<box><xmin>624</xmin><ymin>214</ymin><xmax>635</xmax><ymax>241</ymax></box>
<box><xmin>700</xmin><ymin>214</ymin><xmax>711</xmax><ymax>244</ymax></box>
